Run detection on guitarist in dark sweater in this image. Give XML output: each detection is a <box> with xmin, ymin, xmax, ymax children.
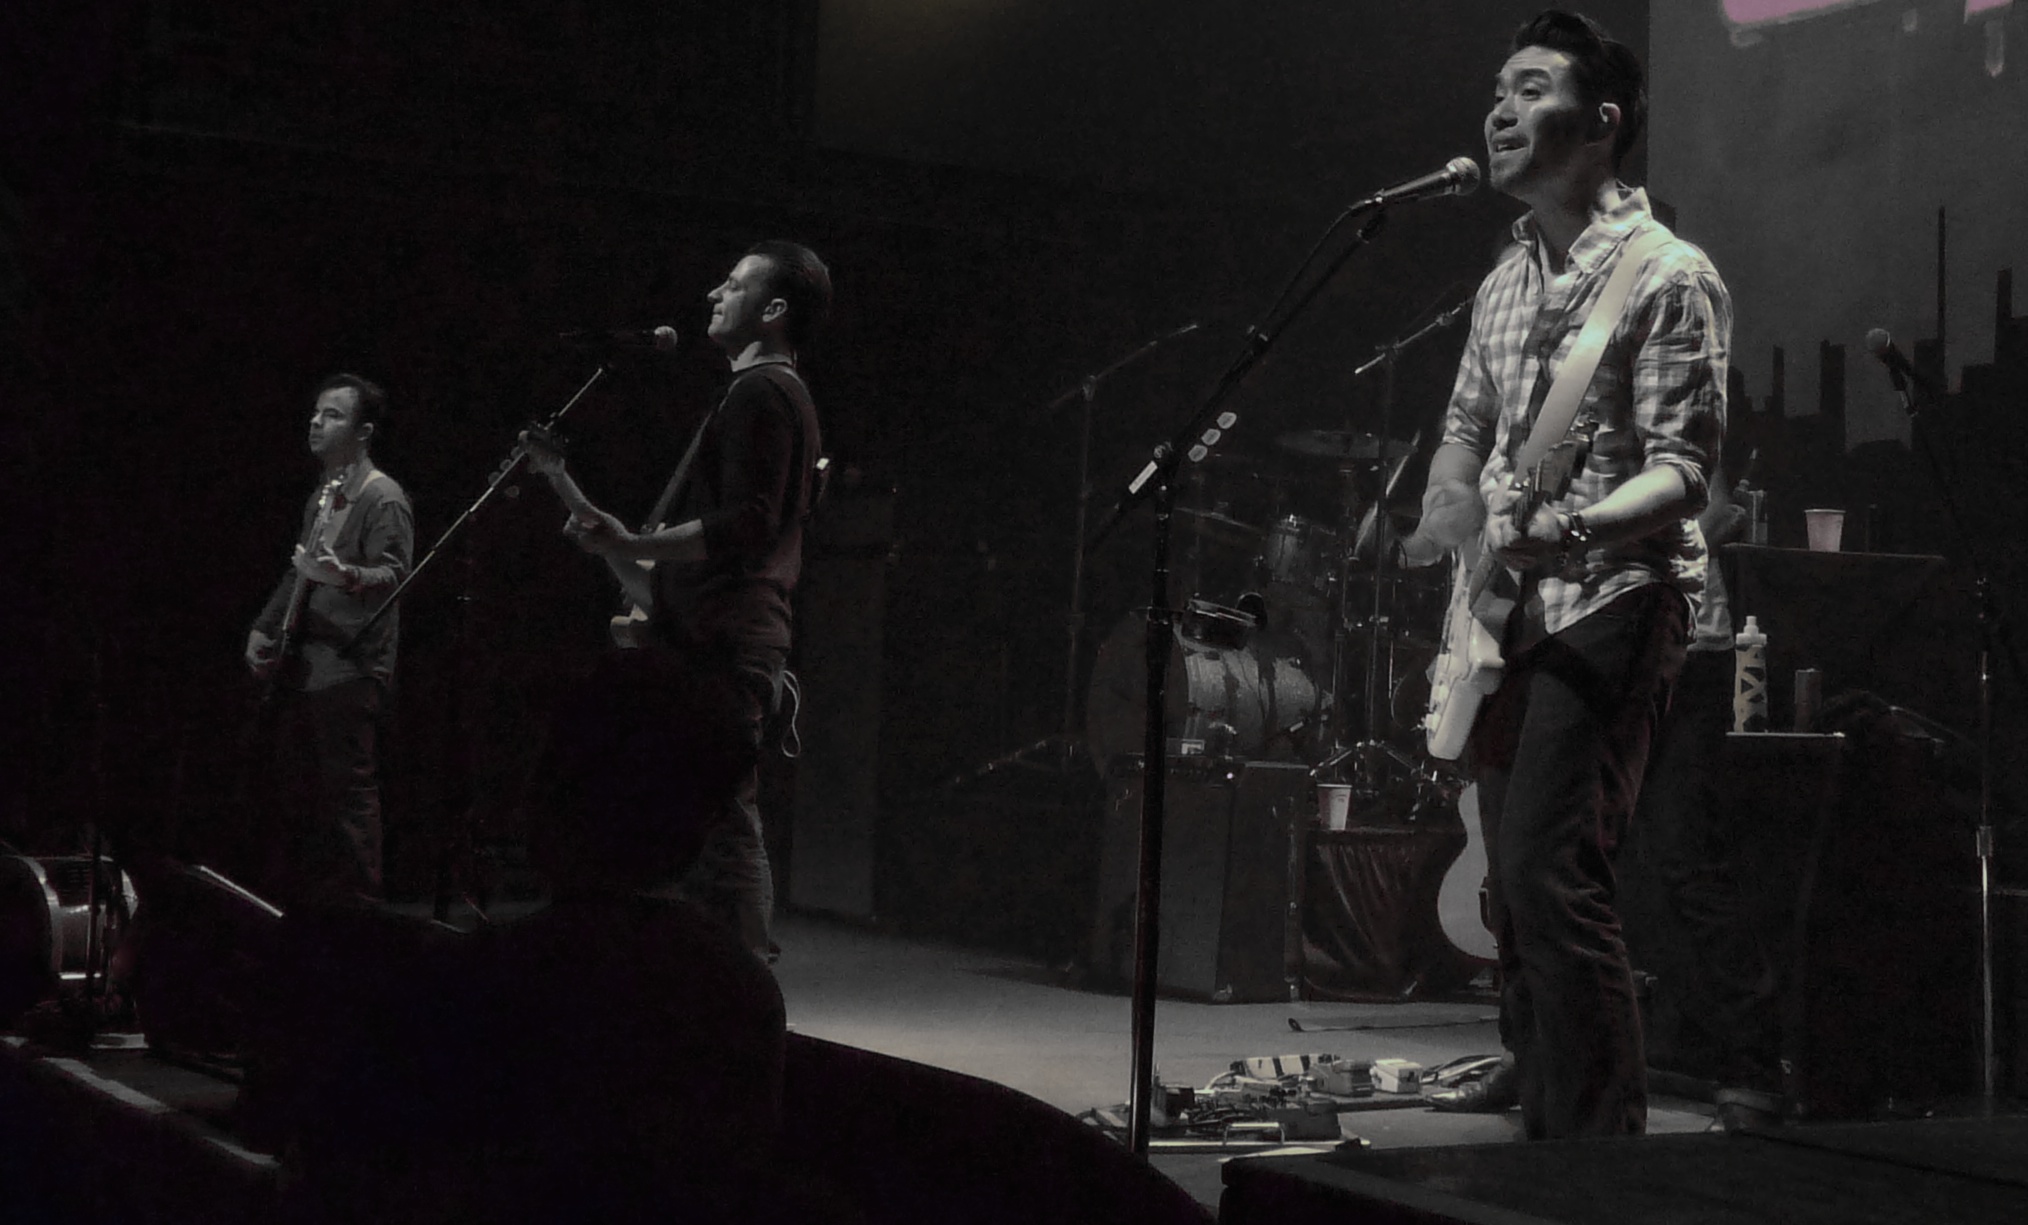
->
<box><xmin>522</xmin><ymin>241</ymin><xmax>828</xmax><ymax>961</ymax></box>
<box><xmin>1395</xmin><ymin>12</ymin><xmax>1729</xmax><ymax>1139</ymax></box>
<box><xmin>245</xmin><ymin>373</ymin><xmax>414</xmax><ymax>906</ymax></box>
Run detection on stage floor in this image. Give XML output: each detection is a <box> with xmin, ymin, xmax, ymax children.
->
<box><xmin>0</xmin><ymin>905</ymin><xmax>1732</xmax><ymax>1220</ymax></box>
<box><xmin>767</xmin><ymin>911</ymin><xmax>1722</xmax><ymax>1205</ymax></box>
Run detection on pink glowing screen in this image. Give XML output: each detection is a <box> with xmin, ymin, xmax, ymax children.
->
<box><xmin>1724</xmin><ymin>0</ymin><xmax>2009</xmax><ymax>23</ymax></box>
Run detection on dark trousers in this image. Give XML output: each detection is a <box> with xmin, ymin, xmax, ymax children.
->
<box><xmin>267</xmin><ymin>677</ymin><xmax>385</xmax><ymax>907</ymax></box>
<box><xmin>531</xmin><ymin>646</ymin><xmax>782</xmax><ymax>958</ymax></box>
<box><xmin>1471</xmin><ymin>584</ymin><xmax>1688</xmax><ymax>1139</ymax></box>
<box><xmin>669</xmin><ymin>651</ymin><xmax>782</xmax><ymax>958</ymax></box>
<box><xmin>1635</xmin><ymin>646</ymin><xmax>1778</xmax><ymax>1085</ymax></box>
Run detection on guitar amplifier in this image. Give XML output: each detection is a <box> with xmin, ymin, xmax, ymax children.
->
<box><xmin>1088</xmin><ymin>756</ymin><xmax>1313</xmax><ymax>1003</ymax></box>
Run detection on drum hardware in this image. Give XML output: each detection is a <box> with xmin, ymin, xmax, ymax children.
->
<box><xmin>953</xmin><ymin>323</ymin><xmax>1205</xmax><ymax>785</ymax></box>
<box><xmin>0</xmin><ymin>854</ymin><xmax>139</xmax><ymax>1027</ymax></box>
<box><xmin>1174</xmin><ymin>505</ymin><xmax>1263</xmax><ymax>550</ymax></box>
<box><xmin>1308</xmin><ymin>293</ymin><xmax>1473</xmax><ymax>807</ymax></box>
<box><xmin>1276</xmin><ymin>429</ymin><xmax>1416</xmax><ymax>462</ymax></box>
<box><xmin>1084</xmin><ymin>598</ymin><xmax>1322</xmax><ymax>773</ymax></box>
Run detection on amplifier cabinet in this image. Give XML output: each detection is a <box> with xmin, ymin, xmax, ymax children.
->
<box><xmin>1089</xmin><ymin>757</ymin><xmax>1313</xmax><ymax>1003</ymax></box>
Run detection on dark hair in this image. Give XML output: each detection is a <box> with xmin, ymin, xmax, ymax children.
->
<box><xmin>744</xmin><ymin>240</ymin><xmax>832</xmax><ymax>350</ymax></box>
<box><xmin>1511</xmin><ymin>10</ymin><xmax>1647</xmax><ymax>171</ymax></box>
<box><xmin>314</xmin><ymin>372</ymin><xmax>389</xmax><ymax>437</ymax></box>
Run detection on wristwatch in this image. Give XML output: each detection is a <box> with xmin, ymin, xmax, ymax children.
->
<box><xmin>1557</xmin><ymin>511</ymin><xmax>1594</xmax><ymax>550</ymax></box>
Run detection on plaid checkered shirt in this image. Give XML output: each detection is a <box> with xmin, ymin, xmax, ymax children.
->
<box><xmin>1440</xmin><ymin>185</ymin><xmax>1731</xmax><ymax>638</ymax></box>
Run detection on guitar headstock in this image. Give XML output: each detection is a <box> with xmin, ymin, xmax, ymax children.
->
<box><xmin>519</xmin><ymin>423</ymin><xmax>570</xmax><ymax>474</ymax></box>
<box><xmin>315</xmin><ymin>473</ymin><xmax>345</xmax><ymax>514</ymax></box>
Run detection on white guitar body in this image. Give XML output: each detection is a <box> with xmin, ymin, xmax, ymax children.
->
<box><xmin>1436</xmin><ymin>782</ymin><xmax>1498</xmax><ymax>962</ymax></box>
<box><xmin>1423</xmin><ymin>537</ymin><xmax>1507</xmax><ymax>761</ymax></box>
<box><xmin>607</xmin><ymin>558</ymin><xmax>656</xmax><ymax>648</ymax></box>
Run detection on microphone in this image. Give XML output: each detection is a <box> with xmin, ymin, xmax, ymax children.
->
<box><xmin>1358</xmin><ymin>157</ymin><xmax>1482</xmax><ymax>208</ymax></box>
<box><xmin>557</xmin><ymin>325</ymin><xmax>680</xmax><ymax>351</ymax></box>
<box><xmin>1863</xmin><ymin>327</ymin><xmax>1934</xmax><ymax>396</ymax></box>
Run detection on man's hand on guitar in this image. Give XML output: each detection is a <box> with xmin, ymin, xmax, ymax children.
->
<box><xmin>518</xmin><ymin>427</ymin><xmax>568</xmax><ymax>477</ymax></box>
<box><xmin>245</xmin><ymin>628</ymin><xmax>279</xmax><ymax>678</ymax></box>
<box><xmin>1400</xmin><ymin>478</ymin><xmax>1486</xmax><ymax>567</ymax></box>
<box><xmin>1484</xmin><ymin>486</ymin><xmax>1566</xmax><ymax>570</ymax></box>
<box><xmin>292</xmin><ymin>542</ymin><xmax>357</xmax><ymax>588</ymax></box>
<box><xmin>561</xmin><ymin>505</ymin><xmax>637</xmax><ymax>558</ymax></box>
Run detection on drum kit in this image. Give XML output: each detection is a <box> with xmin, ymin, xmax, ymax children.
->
<box><xmin>1085</xmin><ymin>426</ymin><xmax>1463</xmax><ymax>820</ymax></box>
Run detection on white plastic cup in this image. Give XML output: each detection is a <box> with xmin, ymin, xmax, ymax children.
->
<box><xmin>1803</xmin><ymin>508</ymin><xmax>1845</xmax><ymax>552</ymax></box>
<box><xmin>1317</xmin><ymin>783</ymin><xmax>1352</xmax><ymax>831</ymax></box>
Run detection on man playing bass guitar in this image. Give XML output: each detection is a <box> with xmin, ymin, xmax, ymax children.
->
<box><xmin>245</xmin><ymin>374</ymin><xmax>414</xmax><ymax>907</ymax></box>
<box><xmin>1395</xmin><ymin>11</ymin><xmax>1729</xmax><ymax>1139</ymax></box>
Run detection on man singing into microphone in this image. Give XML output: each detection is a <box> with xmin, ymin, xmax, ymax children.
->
<box><xmin>524</xmin><ymin>242</ymin><xmax>828</xmax><ymax>961</ymax></box>
<box><xmin>1396</xmin><ymin>11</ymin><xmax>1729</xmax><ymax>1137</ymax></box>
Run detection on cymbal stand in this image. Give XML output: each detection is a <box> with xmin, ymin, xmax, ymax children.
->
<box><xmin>1313</xmin><ymin>297</ymin><xmax>1473</xmax><ymax>793</ymax></box>
<box><xmin>951</xmin><ymin>323</ymin><xmax>1200</xmax><ymax>785</ymax></box>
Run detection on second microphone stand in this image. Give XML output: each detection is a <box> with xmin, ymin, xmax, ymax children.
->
<box><xmin>1895</xmin><ymin>367</ymin><xmax>2025</xmax><ymax>1110</ymax></box>
<box><xmin>1094</xmin><ymin>201</ymin><xmax>1401</xmax><ymax>1155</ymax></box>
<box><xmin>347</xmin><ymin>361</ymin><xmax>616</xmax><ymax>920</ymax></box>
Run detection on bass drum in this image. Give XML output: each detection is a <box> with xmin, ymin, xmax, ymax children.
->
<box><xmin>1084</xmin><ymin>601</ymin><xmax>1321</xmax><ymax>773</ymax></box>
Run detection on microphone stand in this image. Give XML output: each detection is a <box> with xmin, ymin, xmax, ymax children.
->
<box><xmin>348</xmin><ymin>364</ymin><xmax>613</xmax><ymax>651</ymax></box>
<box><xmin>1092</xmin><ymin>201</ymin><xmax>1396</xmax><ymax>1155</ymax></box>
<box><xmin>955</xmin><ymin>323</ymin><xmax>1200</xmax><ymax>783</ymax></box>
<box><xmin>1893</xmin><ymin>368</ymin><xmax>2024</xmax><ymax>1110</ymax></box>
<box><xmin>345</xmin><ymin>362</ymin><xmax>616</xmax><ymax>918</ymax></box>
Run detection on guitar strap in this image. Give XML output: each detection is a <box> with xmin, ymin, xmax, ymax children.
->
<box><xmin>1511</xmin><ymin>225</ymin><xmax>1673</xmax><ymax>473</ymax></box>
<box><xmin>640</xmin><ymin>396</ymin><xmax>725</xmax><ymax>532</ymax></box>
<box><xmin>642</xmin><ymin>363</ymin><xmax>814</xmax><ymax>533</ymax></box>
<box><xmin>322</xmin><ymin>468</ymin><xmax>388</xmax><ymax>546</ymax></box>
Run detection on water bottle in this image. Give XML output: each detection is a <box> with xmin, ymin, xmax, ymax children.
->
<box><xmin>1732</xmin><ymin>614</ymin><xmax>1768</xmax><ymax>732</ymax></box>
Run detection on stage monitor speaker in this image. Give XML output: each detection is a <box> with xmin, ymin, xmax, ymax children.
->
<box><xmin>1089</xmin><ymin>756</ymin><xmax>1312</xmax><ymax>1003</ymax></box>
<box><xmin>125</xmin><ymin>860</ymin><xmax>284</xmax><ymax>1055</ymax></box>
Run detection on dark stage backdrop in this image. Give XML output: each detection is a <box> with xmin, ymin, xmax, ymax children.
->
<box><xmin>4</xmin><ymin>3</ymin><xmax>1654</xmax><ymax>914</ymax></box>
<box><xmin>1649</xmin><ymin>1</ymin><xmax>2028</xmax><ymax>883</ymax></box>
<box><xmin>1651</xmin><ymin>0</ymin><xmax>2028</xmax><ymax>451</ymax></box>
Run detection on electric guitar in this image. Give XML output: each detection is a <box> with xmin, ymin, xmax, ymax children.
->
<box><xmin>519</xmin><ymin>426</ymin><xmax>665</xmax><ymax>648</ymax></box>
<box><xmin>1423</xmin><ymin>423</ymin><xmax>1599</xmax><ymax>760</ymax></box>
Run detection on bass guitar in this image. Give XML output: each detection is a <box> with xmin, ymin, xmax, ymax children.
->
<box><xmin>1422</xmin><ymin>423</ymin><xmax>1598</xmax><ymax>760</ymax></box>
<box><xmin>257</xmin><ymin>472</ymin><xmax>347</xmax><ymax>702</ymax></box>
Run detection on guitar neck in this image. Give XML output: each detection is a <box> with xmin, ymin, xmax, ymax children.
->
<box><xmin>537</xmin><ymin>466</ymin><xmax>601</xmax><ymax>523</ymax></box>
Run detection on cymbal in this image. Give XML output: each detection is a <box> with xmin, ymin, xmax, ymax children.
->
<box><xmin>1277</xmin><ymin>430</ymin><xmax>1416</xmax><ymax>462</ymax></box>
<box><xmin>1174</xmin><ymin>505</ymin><xmax>1261</xmax><ymax>546</ymax></box>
